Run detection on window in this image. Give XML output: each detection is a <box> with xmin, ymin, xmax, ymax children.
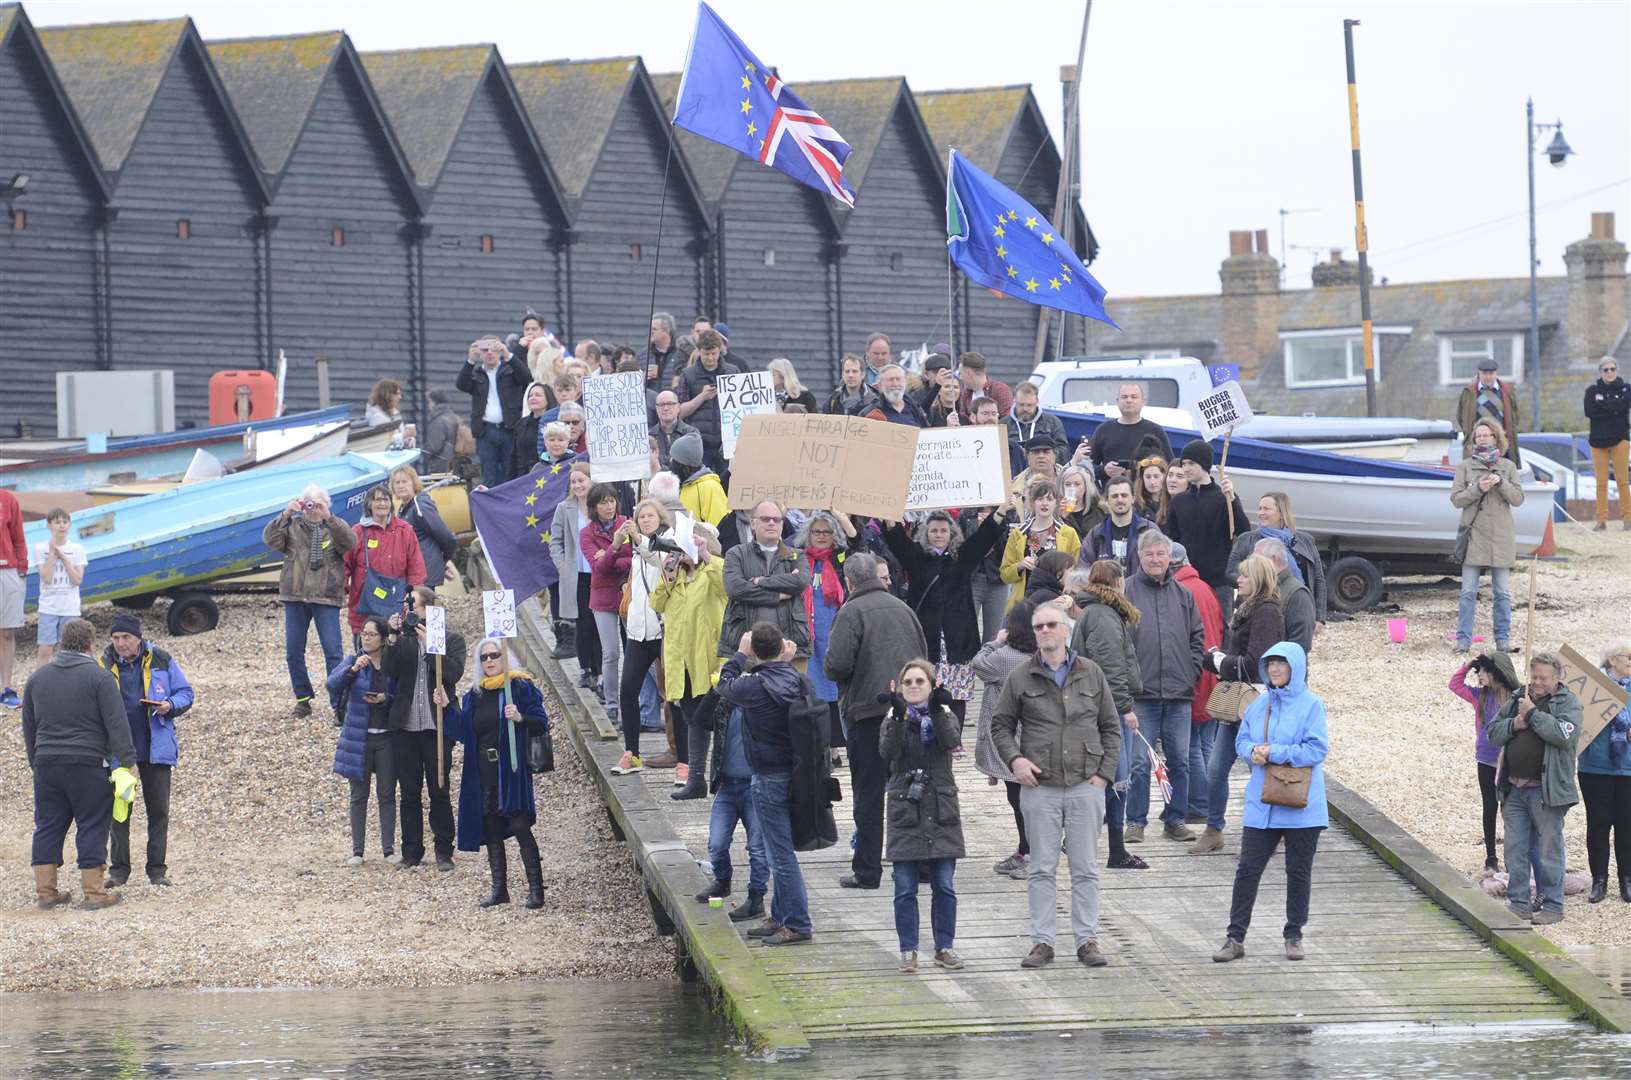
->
<box><xmin>1439</xmin><ymin>334</ymin><xmax>1523</xmax><ymax>385</ymax></box>
<box><xmin>11</xmin><ymin>209</ymin><xmax>24</xmax><ymax>230</ymax></box>
<box><xmin>890</xmin><ymin>252</ymin><xmax>905</xmax><ymax>271</ymax></box>
<box><xmin>762</xmin><ymin>248</ymin><xmax>776</xmax><ymax>267</ymax></box>
<box><xmin>177</xmin><ymin>219</ymin><xmax>190</xmax><ymax>240</ymax></box>
<box><xmin>331</xmin><ymin>226</ymin><xmax>345</xmax><ymax>248</ymax></box>
<box><xmin>628</xmin><ymin>243</ymin><xmax>642</xmax><ymax>261</ymax></box>
<box><xmin>1061</xmin><ymin>377</ymin><xmax>1181</xmax><ymax>409</ymax></box>
<box><xmin>480</xmin><ymin>234</ymin><xmax>494</xmax><ymax>254</ymax></box>
<box><xmin>1280</xmin><ymin>327</ymin><xmax>1408</xmax><ymax>389</ymax></box>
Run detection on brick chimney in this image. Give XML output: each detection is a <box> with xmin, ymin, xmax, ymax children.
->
<box><xmin>1220</xmin><ymin>229</ymin><xmax>1280</xmax><ymax>377</ymax></box>
<box><xmin>1563</xmin><ymin>211</ymin><xmax>1628</xmax><ymax>362</ymax></box>
<box><xmin>1310</xmin><ymin>247</ymin><xmax>1373</xmax><ymax>289</ymax></box>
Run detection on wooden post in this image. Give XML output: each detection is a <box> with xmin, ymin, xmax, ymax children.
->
<box><xmin>1522</xmin><ymin>556</ymin><xmax>1538</xmax><ymax>672</ymax></box>
<box><xmin>1220</xmin><ymin>431</ymin><xmax>1237</xmax><ymax>540</ymax></box>
<box><xmin>434</xmin><ymin>654</ymin><xmax>445</xmax><ymax>788</ymax></box>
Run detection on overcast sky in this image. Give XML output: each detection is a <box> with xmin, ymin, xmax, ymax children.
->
<box><xmin>30</xmin><ymin>0</ymin><xmax>1631</xmax><ymax>298</ymax></box>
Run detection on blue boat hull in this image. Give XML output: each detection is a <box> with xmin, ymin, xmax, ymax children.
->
<box><xmin>22</xmin><ymin>450</ymin><xmax>417</xmax><ymax>610</ymax></box>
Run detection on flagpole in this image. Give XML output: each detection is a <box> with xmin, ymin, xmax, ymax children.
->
<box><xmin>1032</xmin><ymin>0</ymin><xmax>1093</xmax><ymax>368</ymax></box>
<box><xmin>646</xmin><ymin>139</ymin><xmax>674</xmax><ymax>358</ymax></box>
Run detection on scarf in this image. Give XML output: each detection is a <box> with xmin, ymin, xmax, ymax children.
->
<box><xmin>479</xmin><ymin>670</ymin><xmax>534</xmax><ymax>691</ymax></box>
<box><xmin>307</xmin><ymin>520</ymin><xmax>325</xmax><ymax>570</ymax></box>
<box><xmin>1473</xmin><ymin>445</ymin><xmax>1501</xmax><ymax>467</ymax></box>
<box><xmin>906</xmin><ymin>701</ymin><xmax>935</xmax><ymax>747</ymax></box>
<box><xmin>1259</xmin><ymin>525</ymin><xmax>1303</xmax><ymax>583</ymax></box>
<box><xmin>802</xmin><ymin>546</ymin><xmax>844</xmax><ymax>627</ymax></box>
<box><xmin>1476</xmin><ymin>384</ymin><xmax>1504</xmax><ymax>423</ymax></box>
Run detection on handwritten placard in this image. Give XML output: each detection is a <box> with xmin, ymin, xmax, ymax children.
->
<box><xmin>907</xmin><ymin>425</ymin><xmax>1011</xmax><ymax>511</ymax></box>
<box><xmin>424</xmin><ymin>604</ymin><xmax>447</xmax><ymax>656</ymax></box>
<box><xmin>582</xmin><ymin>370</ymin><xmax>651</xmax><ymax>482</ymax></box>
<box><xmin>1190</xmin><ymin>379</ymin><xmax>1254</xmax><ymax>441</ymax></box>
<box><xmin>726</xmin><ymin>413</ymin><xmax>919</xmax><ymax>519</ymax></box>
<box><xmin>482</xmin><ymin>588</ymin><xmax>517</xmax><ymax>640</ymax></box>
<box><xmin>1557</xmin><ymin>644</ymin><xmax>1629</xmax><ymax>757</ymax></box>
<box><xmin>716</xmin><ymin>370</ymin><xmax>777</xmax><ymax>460</ymax></box>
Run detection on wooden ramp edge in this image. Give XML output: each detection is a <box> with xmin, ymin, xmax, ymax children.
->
<box><xmin>1326</xmin><ymin>775</ymin><xmax>1631</xmax><ymax>1033</ymax></box>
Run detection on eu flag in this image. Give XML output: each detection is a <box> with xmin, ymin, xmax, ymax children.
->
<box><xmin>672</xmin><ymin>2</ymin><xmax>856</xmax><ymax>207</ymax></box>
<box><xmin>469</xmin><ymin>463</ymin><xmax>573</xmax><ymax>600</ymax></box>
<box><xmin>946</xmin><ymin>150</ymin><xmax>1117</xmax><ymax>327</ymax></box>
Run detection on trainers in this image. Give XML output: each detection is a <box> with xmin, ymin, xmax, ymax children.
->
<box><xmin>898</xmin><ymin>951</ymin><xmax>918</xmax><ymax>973</ymax></box>
<box><xmin>1020</xmin><ymin>943</ymin><xmax>1054</xmax><ymax>969</ymax></box>
<box><xmin>993</xmin><ymin>852</ymin><xmax>1025</xmax><ymax>875</ymax></box>
<box><xmin>384</xmin><ymin>852</ymin><xmax>402</xmax><ymax>865</ymax></box>
<box><xmin>762</xmin><ymin>928</ymin><xmax>811</xmax><ymax>947</ymax></box>
<box><xmin>674</xmin><ymin>762</ymin><xmax>690</xmax><ymax>787</ymax></box>
<box><xmin>1124</xmin><ymin>824</ymin><xmax>1145</xmax><ymax>844</ymax></box>
<box><xmin>1531</xmin><ymin>910</ymin><xmax>1564</xmax><ymax>925</ymax></box>
<box><xmin>1163</xmin><ymin>822</ymin><xmax>1198</xmax><ymax>842</ymax></box>
<box><xmin>745</xmin><ymin>919</ymin><xmax>782</xmax><ymax>939</ymax></box>
<box><xmin>611</xmin><ymin>752</ymin><xmax>643</xmax><ymax>775</ymax></box>
<box><xmin>1107</xmin><ymin>851</ymin><xmax>1149</xmax><ymax>870</ymax></box>
<box><xmin>1077</xmin><ymin>941</ymin><xmax>1107</xmax><ymax>968</ymax></box>
<box><xmin>0</xmin><ymin>687</ymin><xmax>19</xmax><ymax>709</ymax></box>
<box><xmin>577</xmin><ymin>671</ymin><xmax>593</xmax><ymax>689</ymax></box>
<box><xmin>292</xmin><ymin>698</ymin><xmax>313</xmax><ymax>718</ymax></box>
<box><xmin>934</xmin><ymin>948</ymin><xmax>964</xmax><ymax>970</ymax></box>
<box><xmin>435</xmin><ymin>855</ymin><xmax>455</xmax><ymax>872</ymax></box>
<box><xmin>1285</xmin><ymin>937</ymin><xmax>1305</xmax><ymax>961</ymax></box>
<box><xmin>1213</xmin><ymin>938</ymin><xmax>1245</xmax><ymax>963</ymax></box>
<box><xmin>1005</xmin><ymin>854</ymin><xmax>1031</xmax><ymax>880</ymax></box>
<box><xmin>346</xmin><ymin>855</ymin><xmax>364</xmax><ymax>866</ymax></box>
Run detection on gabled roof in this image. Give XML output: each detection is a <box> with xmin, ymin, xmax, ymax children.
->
<box><xmin>650</xmin><ymin>71</ymin><xmax>738</xmax><ymax>205</ymax></box>
<box><xmin>35</xmin><ymin>17</ymin><xmax>188</xmax><ymax>172</ymax></box>
<box><xmin>361</xmin><ymin>44</ymin><xmax>490</xmax><ymax>188</ymax></box>
<box><xmin>207</xmin><ymin>31</ymin><xmax>344</xmax><ymax>176</ymax></box>
<box><xmin>795</xmin><ymin>77</ymin><xmax>905</xmax><ymax>199</ymax></box>
<box><xmin>0</xmin><ymin>5</ymin><xmax>19</xmax><ymax>41</ymax></box>
<box><xmin>1</xmin><ymin>3</ymin><xmax>112</xmax><ymax>203</ymax></box>
<box><xmin>917</xmin><ymin>85</ymin><xmax>1029</xmax><ymax>177</ymax></box>
<box><xmin>508</xmin><ymin>56</ymin><xmax>637</xmax><ymax>200</ymax></box>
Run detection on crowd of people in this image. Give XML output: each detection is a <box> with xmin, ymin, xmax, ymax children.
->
<box><xmin>7</xmin><ymin>315</ymin><xmax>1626</xmax><ymax>976</ymax></box>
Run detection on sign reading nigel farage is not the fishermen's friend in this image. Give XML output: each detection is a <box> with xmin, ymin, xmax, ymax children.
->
<box><xmin>727</xmin><ymin>413</ymin><xmax>919</xmax><ymax>519</ymax></box>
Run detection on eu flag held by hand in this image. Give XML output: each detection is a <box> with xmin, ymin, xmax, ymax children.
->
<box><xmin>673</xmin><ymin>2</ymin><xmax>856</xmax><ymax>207</ymax></box>
<box><xmin>946</xmin><ymin>150</ymin><xmax>1116</xmax><ymax>328</ymax></box>
<box><xmin>469</xmin><ymin>463</ymin><xmax>573</xmax><ymax>601</ymax></box>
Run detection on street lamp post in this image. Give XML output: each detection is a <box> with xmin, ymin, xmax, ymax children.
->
<box><xmin>1527</xmin><ymin>97</ymin><xmax>1573</xmax><ymax>429</ymax></box>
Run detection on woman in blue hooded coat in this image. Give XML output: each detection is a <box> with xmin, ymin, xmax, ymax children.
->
<box><xmin>328</xmin><ymin>616</ymin><xmax>398</xmax><ymax>865</ymax></box>
<box><xmin>1211</xmin><ymin>641</ymin><xmax>1328</xmax><ymax>964</ymax></box>
<box><xmin>433</xmin><ymin>642</ymin><xmax>550</xmax><ymax>910</ymax></box>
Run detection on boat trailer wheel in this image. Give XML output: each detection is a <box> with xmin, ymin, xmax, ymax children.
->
<box><xmin>166</xmin><ymin>593</ymin><xmax>220</xmax><ymax>636</ymax></box>
<box><xmin>1327</xmin><ymin>556</ymin><xmax>1384</xmax><ymax>614</ymax></box>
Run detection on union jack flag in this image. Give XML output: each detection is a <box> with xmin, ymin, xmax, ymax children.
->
<box><xmin>1136</xmin><ymin>731</ymin><xmax>1173</xmax><ymax>806</ymax></box>
<box><xmin>672</xmin><ymin>3</ymin><xmax>857</xmax><ymax>207</ymax></box>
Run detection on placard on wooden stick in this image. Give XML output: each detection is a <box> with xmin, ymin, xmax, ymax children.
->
<box><xmin>582</xmin><ymin>370</ymin><xmax>651</xmax><ymax>482</ymax></box>
<box><xmin>482</xmin><ymin>588</ymin><xmax>517</xmax><ymax>640</ymax></box>
<box><xmin>726</xmin><ymin>413</ymin><xmax>919</xmax><ymax>519</ymax></box>
<box><xmin>907</xmin><ymin>425</ymin><xmax>1011</xmax><ymax>510</ymax></box>
<box><xmin>1556</xmin><ymin>644</ymin><xmax>1629</xmax><ymax>757</ymax></box>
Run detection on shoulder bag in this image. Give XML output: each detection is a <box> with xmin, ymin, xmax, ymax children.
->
<box><xmin>1453</xmin><ymin>481</ymin><xmax>1489</xmax><ymax>565</ymax></box>
<box><xmin>358</xmin><ymin>533</ymin><xmax>409</xmax><ymax>619</ymax></box>
<box><xmin>1258</xmin><ymin>696</ymin><xmax>1312</xmax><ymax>809</ymax></box>
<box><xmin>1205</xmin><ymin>680</ymin><xmax>1260</xmax><ymax>723</ymax></box>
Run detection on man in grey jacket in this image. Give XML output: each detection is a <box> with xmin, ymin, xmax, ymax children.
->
<box><xmin>1254</xmin><ymin>537</ymin><xmax>1316</xmax><ymax>655</ymax></box>
<box><xmin>23</xmin><ymin>618</ymin><xmax>137</xmax><ymax>911</ymax></box>
<box><xmin>823</xmin><ymin>553</ymin><xmax>927</xmax><ymax>890</ymax></box>
<box><xmin>717</xmin><ymin>500</ymin><xmax>811</xmax><ymax>660</ymax></box>
<box><xmin>1123</xmin><ymin>530</ymin><xmax>1204</xmax><ymax>844</ymax></box>
<box><xmin>263</xmin><ymin>484</ymin><xmax>357</xmax><ymax>718</ymax></box>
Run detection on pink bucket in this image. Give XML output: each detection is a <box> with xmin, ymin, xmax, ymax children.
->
<box><xmin>1387</xmin><ymin>618</ymin><xmax>1407</xmax><ymax>644</ymax></box>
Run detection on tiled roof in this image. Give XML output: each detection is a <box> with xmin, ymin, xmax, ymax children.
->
<box><xmin>650</xmin><ymin>71</ymin><xmax>738</xmax><ymax>204</ymax></box>
<box><xmin>36</xmin><ymin>17</ymin><xmax>188</xmax><ymax>171</ymax></box>
<box><xmin>0</xmin><ymin>5</ymin><xmax>19</xmax><ymax>43</ymax></box>
<box><xmin>207</xmin><ymin>31</ymin><xmax>343</xmax><ymax>174</ymax></box>
<box><xmin>361</xmin><ymin>45</ymin><xmax>492</xmax><ymax>188</ymax></box>
<box><xmin>507</xmin><ymin>57</ymin><xmax>635</xmax><ymax>198</ymax></box>
<box><xmin>917</xmin><ymin>85</ymin><xmax>1027</xmax><ymax>175</ymax></box>
<box><xmin>796</xmin><ymin>77</ymin><xmax>905</xmax><ymax>196</ymax></box>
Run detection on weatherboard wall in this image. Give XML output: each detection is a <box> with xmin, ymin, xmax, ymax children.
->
<box><xmin>0</xmin><ymin>17</ymin><xmax>103</xmax><ymax>435</ymax></box>
<box><xmin>105</xmin><ymin>41</ymin><xmax>263</xmax><ymax>422</ymax></box>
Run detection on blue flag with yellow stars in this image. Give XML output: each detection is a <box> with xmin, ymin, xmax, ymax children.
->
<box><xmin>946</xmin><ymin>149</ymin><xmax>1116</xmax><ymax>327</ymax></box>
<box><xmin>469</xmin><ymin>462</ymin><xmax>574</xmax><ymax>599</ymax></box>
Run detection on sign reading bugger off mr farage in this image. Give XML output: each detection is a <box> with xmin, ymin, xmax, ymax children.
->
<box><xmin>727</xmin><ymin>413</ymin><xmax>920</xmax><ymax>519</ymax></box>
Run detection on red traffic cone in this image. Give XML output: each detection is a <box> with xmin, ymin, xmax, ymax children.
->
<box><xmin>1533</xmin><ymin>517</ymin><xmax>1556</xmax><ymax>558</ymax></box>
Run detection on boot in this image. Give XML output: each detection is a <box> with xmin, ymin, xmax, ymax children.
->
<box><xmin>671</xmin><ymin>773</ymin><xmax>708</xmax><ymax>801</ymax></box>
<box><xmin>694</xmin><ymin>878</ymin><xmax>730</xmax><ymax>903</ymax></box>
<box><xmin>480</xmin><ymin>843</ymin><xmax>510</xmax><ymax>908</ymax></box>
<box><xmin>1589</xmin><ymin>877</ymin><xmax>1608</xmax><ymax>904</ymax></box>
<box><xmin>646</xmin><ymin>709</ymin><xmax>679</xmax><ymax>769</ymax></box>
<box><xmin>519</xmin><ymin>841</ymin><xmax>546</xmax><ymax>910</ymax></box>
<box><xmin>79</xmin><ymin>867</ymin><xmax>122</xmax><ymax>910</ymax></box>
<box><xmin>550</xmin><ymin>621</ymin><xmax>575</xmax><ymax>659</ymax></box>
<box><xmin>728</xmin><ymin>890</ymin><xmax>765</xmax><ymax>922</ymax></box>
<box><xmin>1189</xmin><ymin>826</ymin><xmax>1225</xmax><ymax>855</ymax></box>
<box><xmin>33</xmin><ymin>865</ymin><xmax>70</xmax><ymax>909</ymax></box>
<box><xmin>105</xmin><ymin>866</ymin><xmax>129</xmax><ymax>888</ymax></box>
<box><xmin>1621</xmin><ymin>876</ymin><xmax>1631</xmax><ymax>903</ymax></box>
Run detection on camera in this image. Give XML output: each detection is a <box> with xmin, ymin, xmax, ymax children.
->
<box><xmin>400</xmin><ymin>606</ymin><xmax>420</xmax><ymax>631</ymax></box>
<box><xmin>905</xmin><ymin>769</ymin><xmax>928</xmax><ymax>804</ymax></box>
<box><xmin>648</xmin><ymin>534</ymin><xmax>686</xmax><ymax>556</ymax></box>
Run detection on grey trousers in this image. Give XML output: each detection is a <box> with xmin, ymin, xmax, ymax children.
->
<box><xmin>349</xmin><ymin>731</ymin><xmax>397</xmax><ymax>857</ymax></box>
<box><xmin>592</xmin><ymin>609</ymin><xmax>623</xmax><ymax>710</ymax></box>
<box><xmin>971</xmin><ymin>572</ymin><xmax>1009</xmax><ymax>643</ymax></box>
<box><xmin>1020</xmin><ymin>781</ymin><xmax>1105</xmax><ymax>948</ymax></box>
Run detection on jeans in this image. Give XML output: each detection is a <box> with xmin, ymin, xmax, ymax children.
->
<box><xmin>640</xmin><ymin>669</ymin><xmax>663</xmax><ymax>731</ymax></box>
<box><xmin>618</xmin><ymin>637</ymin><xmax>661</xmax><ymax>752</ymax></box>
<box><xmin>846</xmin><ymin>718</ymin><xmax>886</xmax><ymax>886</ymax></box>
<box><xmin>284</xmin><ymin>601</ymin><xmax>343</xmax><ymax>703</ymax></box>
<box><xmin>393</xmin><ymin>729</ymin><xmax>454</xmax><ymax>862</ymax></box>
<box><xmin>1019</xmin><ymin>781</ymin><xmax>1105</xmax><ymax>947</ymax></box>
<box><xmin>593</xmin><ymin>610</ymin><xmax>624</xmax><ymax>715</ymax></box>
<box><xmin>1105</xmin><ymin>715</ymin><xmax>1137</xmax><ymax>835</ymax></box>
<box><xmin>1128</xmin><ymin>699</ymin><xmax>1191</xmax><ymax>828</ymax></box>
<box><xmin>32</xmin><ymin>763</ymin><xmax>113</xmax><ymax>869</ymax></box>
<box><xmin>707</xmin><ymin>777</ymin><xmax>768</xmax><ymax>894</ymax></box>
<box><xmin>752</xmin><ymin>772</ymin><xmax>811</xmax><ymax>934</ymax></box>
<box><xmin>893</xmin><ymin>857</ymin><xmax>957</xmax><ymax>953</ymax></box>
<box><xmin>349</xmin><ymin>732</ymin><xmax>397</xmax><ymax>857</ymax></box>
<box><xmin>476</xmin><ymin>423</ymin><xmax>514</xmax><ymax>487</ymax></box>
<box><xmin>1206</xmin><ymin>721</ymin><xmax>1242</xmax><ymax>831</ymax></box>
<box><xmin>1226</xmin><ymin>825</ymin><xmax>1322</xmax><ymax>943</ymax></box>
<box><xmin>971</xmin><ymin>571</ymin><xmax>1009</xmax><ymax>644</ymax></box>
<box><xmin>1578</xmin><ymin>771</ymin><xmax>1631</xmax><ymax>881</ymax></box>
<box><xmin>1188</xmin><ymin>722</ymin><xmax>1217</xmax><ymax>819</ymax></box>
<box><xmin>109</xmin><ymin>761</ymin><xmax>172</xmax><ymax>877</ymax></box>
<box><xmin>1456</xmin><ymin>565</ymin><xmax>1511</xmax><ymax>647</ymax></box>
<box><xmin>1591</xmin><ymin>440</ymin><xmax>1630</xmax><ymax>523</ymax></box>
<box><xmin>1501</xmin><ymin>784</ymin><xmax>1568</xmax><ymax>914</ymax></box>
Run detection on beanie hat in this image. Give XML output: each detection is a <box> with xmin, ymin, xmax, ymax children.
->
<box><xmin>1167</xmin><ymin>541</ymin><xmax>1189</xmax><ymax>566</ymax></box>
<box><xmin>1180</xmin><ymin>439</ymin><xmax>1213</xmax><ymax>471</ymax></box>
<box><xmin>110</xmin><ymin>613</ymin><xmax>143</xmax><ymax>638</ymax></box>
<box><xmin>670</xmin><ymin>431</ymin><xmax>705</xmax><ymax>469</ymax></box>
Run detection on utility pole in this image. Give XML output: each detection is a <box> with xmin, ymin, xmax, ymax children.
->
<box><xmin>1343</xmin><ymin>19</ymin><xmax>1377</xmax><ymax>417</ymax></box>
<box><xmin>1032</xmin><ymin>0</ymin><xmax>1092</xmax><ymax>368</ymax></box>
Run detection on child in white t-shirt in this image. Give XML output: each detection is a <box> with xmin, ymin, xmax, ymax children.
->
<box><xmin>34</xmin><ymin>508</ymin><xmax>87</xmax><ymax>663</ymax></box>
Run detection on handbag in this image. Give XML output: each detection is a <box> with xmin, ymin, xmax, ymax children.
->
<box><xmin>1453</xmin><ymin>485</ymin><xmax>1488</xmax><ymax>565</ymax></box>
<box><xmin>618</xmin><ymin>578</ymin><xmax>632</xmax><ymax>620</ymax></box>
<box><xmin>527</xmin><ymin>726</ymin><xmax>555</xmax><ymax>773</ymax></box>
<box><xmin>358</xmin><ymin>535</ymin><xmax>408</xmax><ymax>619</ymax></box>
<box><xmin>1205</xmin><ymin>680</ymin><xmax>1260</xmax><ymax>723</ymax></box>
<box><xmin>1258</xmin><ymin>696</ymin><xmax>1313</xmax><ymax>809</ymax></box>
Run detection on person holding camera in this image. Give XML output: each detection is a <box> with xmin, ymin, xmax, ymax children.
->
<box><xmin>263</xmin><ymin>484</ymin><xmax>357</xmax><ymax>719</ymax></box>
<box><xmin>382</xmin><ymin>587</ymin><xmax>466</xmax><ymax>871</ymax></box>
<box><xmin>1448</xmin><ymin>650</ymin><xmax>1520</xmax><ymax>872</ymax></box>
<box><xmin>880</xmin><ymin>660</ymin><xmax>966</xmax><ymax>973</ymax></box>
<box><xmin>456</xmin><ymin>335</ymin><xmax>532</xmax><ymax>486</ymax></box>
<box><xmin>1487</xmin><ymin>654</ymin><xmax>1584</xmax><ymax>924</ymax></box>
<box><xmin>328</xmin><ymin>616</ymin><xmax>398</xmax><ymax>865</ymax></box>
<box><xmin>433</xmin><ymin>643</ymin><xmax>551</xmax><ymax>910</ymax></box>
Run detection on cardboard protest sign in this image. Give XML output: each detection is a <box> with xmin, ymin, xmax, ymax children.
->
<box><xmin>482</xmin><ymin>588</ymin><xmax>517</xmax><ymax>640</ymax></box>
<box><xmin>727</xmin><ymin>413</ymin><xmax>919</xmax><ymax>519</ymax></box>
<box><xmin>907</xmin><ymin>425</ymin><xmax>1012</xmax><ymax>510</ymax></box>
<box><xmin>673</xmin><ymin>510</ymin><xmax>698</xmax><ymax>561</ymax></box>
<box><xmin>1191</xmin><ymin>380</ymin><xmax>1254</xmax><ymax>441</ymax></box>
<box><xmin>1557</xmin><ymin>644</ymin><xmax>1629</xmax><ymax>757</ymax></box>
<box><xmin>582</xmin><ymin>371</ymin><xmax>651</xmax><ymax>482</ymax></box>
<box><xmin>716</xmin><ymin>370</ymin><xmax>776</xmax><ymax>459</ymax></box>
<box><xmin>424</xmin><ymin>604</ymin><xmax>447</xmax><ymax>656</ymax></box>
